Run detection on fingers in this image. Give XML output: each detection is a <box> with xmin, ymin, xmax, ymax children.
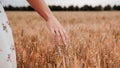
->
<box><xmin>51</xmin><ymin>29</ymin><xmax>56</xmax><ymax>43</ymax></box>
<box><xmin>63</xmin><ymin>29</ymin><xmax>68</xmax><ymax>43</ymax></box>
<box><xmin>51</xmin><ymin>28</ymin><xmax>68</xmax><ymax>46</ymax></box>
<box><xmin>55</xmin><ymin>29</ymin><xmax>68</xmax><ymax>46</ymax></box>
<box><xmin>63</xmin><ymin>30</ymin><xmax>69</xmax><ymax>49</ymax></box>
<box><xmin>55</xmin><ymin>29</ymin><xmax>61</xmax><ymax>45</ymax></box>
<box><xmin>59</xmin><ymin>30</ymin><xmax>67</xmax><ymax>45</ymax></box>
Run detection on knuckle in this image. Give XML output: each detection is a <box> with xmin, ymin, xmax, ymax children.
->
<box><xmin>57</xmin><ymin>34</ymin><xmax>60</xmax><ymax>37</ymax></box>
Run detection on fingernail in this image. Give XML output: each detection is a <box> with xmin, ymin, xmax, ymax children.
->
<box><xmin>64</xmin><ymin>42</ymin><xmax>67</xmax><ymax>45</ymax></box>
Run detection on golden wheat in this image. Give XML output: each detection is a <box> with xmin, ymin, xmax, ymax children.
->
<box><xmin>6</xmin><ymin>11</ymin><xmax>120</xmax><ymax>68</ymax></box>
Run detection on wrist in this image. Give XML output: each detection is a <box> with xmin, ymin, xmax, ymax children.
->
<box><xmin>46</xmin><ymin>15</ymin><xmax>56</xmax><ymax>22</ymax></box>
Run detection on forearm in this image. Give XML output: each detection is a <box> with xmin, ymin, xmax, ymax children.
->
<box><xmin>27</xmin><ymin>0</ymin><xmax>54</xmax><ymax>21</ymax></box>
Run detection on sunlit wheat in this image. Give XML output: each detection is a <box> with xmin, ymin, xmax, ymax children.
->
<box><xmin>7</xmin><ymin>11</ymin><xmax>120</xmax><ymax>68</ymax></box>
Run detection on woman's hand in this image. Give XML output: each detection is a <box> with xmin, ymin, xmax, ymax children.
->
<box><xmin>27</xmin><ymin>0</ymin><xmax>68</xmax><ymax>45</ymax></box>
<box><xmin>46</xmin><ymin>16</ymin><xmax>68</xmax><ymax>46</ymax></box>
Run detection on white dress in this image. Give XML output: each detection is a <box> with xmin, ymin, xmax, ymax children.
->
<box><xmin>0</xmin><ymin>1</ymin><xmax>17</xmax><ymax>68</ymax></box>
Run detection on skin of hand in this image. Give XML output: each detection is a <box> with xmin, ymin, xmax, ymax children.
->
<box><xmin>27</xmin><ymin>0</ymin><xmax>68</xmax><ymax>45</ymax></box>
<box><xmin>46</xmin><ymin>16</ymin><xmax>68</xmax><ymax>45</ymax></box>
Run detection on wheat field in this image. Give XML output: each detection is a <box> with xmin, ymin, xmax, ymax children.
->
<box><xmin>7</xmin><ymin>11</ymin><xmax>120</xmax><ymax>68</ymax></box>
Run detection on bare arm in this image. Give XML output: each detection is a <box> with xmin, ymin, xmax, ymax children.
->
<box><xmin>27</xmin><ymin>0</ymin><xmax>53</xmax><ymax>21</ymax></box>
<box><xmin>27</xmin><ymin>0</ymin><xmax>68</xmax><ymax>45</ymax></box>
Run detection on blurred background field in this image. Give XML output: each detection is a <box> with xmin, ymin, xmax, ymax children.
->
<box><xmin>6</xmin><ymin>11</ymin><xmax>120</xmax><ymax>68</ymax></box>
